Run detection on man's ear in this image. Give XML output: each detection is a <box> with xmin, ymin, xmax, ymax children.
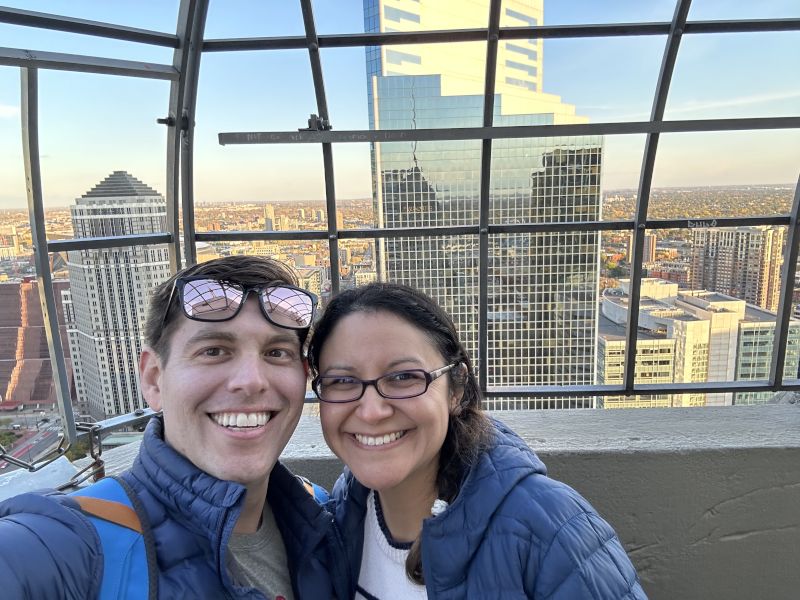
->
<box><xmin>303</xmin><ymin>357</ymin><xmax>310</xmax><ymax>378</ymax></box>
<box><xmin>139</xmin><ymin>347</ymin><xmax>163</xmax><ymax>411</ymax></box>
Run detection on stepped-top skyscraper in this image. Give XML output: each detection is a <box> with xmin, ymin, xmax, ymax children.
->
<box><xmin>364</xmin><ymin>0</ymin><xmax>602</xmax><ymax>408</ymax></box>
<box><xmin>64</xmin><ymin>171</ymin><xmax>171</xmax><ymax>418</ymax></box>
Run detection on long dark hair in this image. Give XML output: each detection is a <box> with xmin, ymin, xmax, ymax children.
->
<box><xmin>308</xmin><ymin>282</ymin><xmax>492</xmax><ymax>584</ymax></box>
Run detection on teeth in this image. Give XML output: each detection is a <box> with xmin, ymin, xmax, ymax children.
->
<box><xmin>212</xmin><ymin>412</ymin><xmax>271</xmax><ymax>428</ymax></box>
<box><xmin>354</xmin><ymin>431</ymin><xmax>406</xmax><ymax>447</ymax></box>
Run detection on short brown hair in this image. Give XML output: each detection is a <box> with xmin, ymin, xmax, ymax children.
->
<box><xmin>143</xmin><ymin>255</ymin><xmax>303</xmax><ymax>363</ymax></box>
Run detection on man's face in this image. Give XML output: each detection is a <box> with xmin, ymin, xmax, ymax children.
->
<box><xmin>139</xmin><ymin>297</ymin><xmax>307</xmax><ymax>488</ymax></box>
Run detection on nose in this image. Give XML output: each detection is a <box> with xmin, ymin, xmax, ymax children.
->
<box><xmin>227</xmin><ymin>353</ymin><xmax>269</xmax><ymax>396</ymax></box>
<box><xmin>355</xmin><ymin>384</ymin><xmax>394</xmax><ymax>424</ymax></box>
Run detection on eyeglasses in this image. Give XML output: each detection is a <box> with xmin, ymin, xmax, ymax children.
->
<box><xmin>312</xmin><ymin>363</ymin><xmax>458</xmax><ymax>403</ymax></box>
<box><xmin>162</xmin><ymin>276</ymin><xmax>317</xmax><ymax>330</ymax></box>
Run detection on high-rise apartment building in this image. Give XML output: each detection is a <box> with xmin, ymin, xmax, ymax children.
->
<box><xmin>365</xmin><ymin>0</ymin><xmax>601</xmax><ymax>408</ymax></box>
<box><xmin>600</xmin><ymin>280</ymin><xmax>708</xmax><ymax>408</ymax></box>
<box><xmin>629</xmin><ymin>232</ymin><xmax>657</xmax><ymax>264</ymax></box>
<box><xmin>64</xmin><ymin>171</ymin><xmax>171</xmax><ymax>419</ymax></box>
<box><xmin>691</xmin><ymin>226</ymin><xmax>784</xmax><ymax>312</ymax></box>
<box><xmin>599</xmin><ymin>278</ymin><xmax>800</xmax><ymax>407</ymax></box>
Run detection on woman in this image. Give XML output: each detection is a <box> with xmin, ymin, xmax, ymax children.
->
<box><xmin>308</xmin><ymin>283</ymin><xmax>647</xmax><ymax>599</ymax></box>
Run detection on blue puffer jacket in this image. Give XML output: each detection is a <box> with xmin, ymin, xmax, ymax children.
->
<box><xmin>0</xmin><ymin>417</ymin><xmax>350</xmax><ymax>599</ymax></box>
<box><xmin>330</xmin><ymin>419</ymin><xmax>647</xmax><ymax>599</ymax></box>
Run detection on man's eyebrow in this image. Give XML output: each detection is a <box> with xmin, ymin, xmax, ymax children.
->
<box><xmin>183</xmin><ymin>328</ymin><xmax>300</xmax><ymax>348</ymax></box>
<box><xmin>267</xmin><ymin>332</ymin><xmax>302</xmax><ymax>346</ymax></box>
<box><xmin>184</xmin><ymin>330</ymin><xmax>237</xmax><ymax>346</ymax></box>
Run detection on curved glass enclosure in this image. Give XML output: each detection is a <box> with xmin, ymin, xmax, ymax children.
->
<box><xmin>0</xmin><ymin>1</ymin><xmax>798</xmax><ymax>471</ymax></box>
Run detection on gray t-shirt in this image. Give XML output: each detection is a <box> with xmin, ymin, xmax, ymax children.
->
<box><xmin>227</xmin><ymin>502</ymin><xmax>295</xmax><ymax>600</ymax></box>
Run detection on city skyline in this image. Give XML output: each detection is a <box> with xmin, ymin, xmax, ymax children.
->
<box><xmin>0</xmin><ymin>0</ymin><xmax>798</xmax><ymax>209</ymax></box>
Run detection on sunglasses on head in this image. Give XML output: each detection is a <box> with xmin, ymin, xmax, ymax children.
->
<box><xmin>162</xmin><ymin>276</ymin><xmax>317</xmax><ymax>331</ymax></box>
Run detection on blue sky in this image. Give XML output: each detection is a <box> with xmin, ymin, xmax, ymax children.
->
<box><xmin>0</xmin><ymin>0</ymin><xmax>798</xmax><ymax>209</ymax></box>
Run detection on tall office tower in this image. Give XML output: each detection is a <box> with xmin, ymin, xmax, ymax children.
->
<box><xmin>64</xmin><ymin>171</ymin><xmax>171</xmax><ymax>419</ymax></box>
<box><xmin>629</xmin><ymin>232</ymin><xmax>657</xmax><ymax>264</ymax></box>
<box><xmin>264</xmin><ymin>204</ymin><xmax>276</xmax><ymax>231</ymax></box>
<box><xmin>365</xmin><ymin>0</ymin><xmax>601</xmax><ymax>408</ymax></box>
<box><xmin>691</xmin><ymin>226</ymin><xmax>784</xmax><ymax>312</ymax></box>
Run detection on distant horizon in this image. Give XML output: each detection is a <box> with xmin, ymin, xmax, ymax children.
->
<box><xmin>1</xmin><ymin>182</ymin><xmax>796</xmax><ymax>212</ymax></box>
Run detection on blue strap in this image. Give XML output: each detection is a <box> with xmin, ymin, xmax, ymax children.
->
<box><xmin>71</xmin><ymin>478</ymin><xmax>149</xmax><ymax>600</ymax></box>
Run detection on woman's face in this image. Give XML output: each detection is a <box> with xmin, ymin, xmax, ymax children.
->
<box><xmin>318</xmin><ymin>310</ymin><xmax>457</xmax><ymax>499</ymax></box>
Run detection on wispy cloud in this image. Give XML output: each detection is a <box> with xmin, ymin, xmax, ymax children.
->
<box><xmin>0</xmin><ymin>104</ymin><xmax>20</xmax><ymax>119</ymax></box>
<box><xmin>580</xmin><ymin>90</ymin><xmax>800</xmax><ymax>121</ymax></box>
<box><xmin>664</xmin><ymin>90</ymin><xmax>800</xmax><ymax>115</ymax></box>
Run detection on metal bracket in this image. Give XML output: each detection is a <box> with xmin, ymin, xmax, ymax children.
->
<box><xmin>298</xmin><ymin>113</ymin><xmax>331</xmax><ymax>132</ymax></box>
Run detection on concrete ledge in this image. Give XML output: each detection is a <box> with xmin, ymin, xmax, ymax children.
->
<box><xmin>283</xmin><ymin>405</ymin><xmax>800</xmax><ymax>600</ymax></box>
<box><xmin>66</xmin><ymin>405</ymin><xmax>800</xmax><ymax>599</ymax></box>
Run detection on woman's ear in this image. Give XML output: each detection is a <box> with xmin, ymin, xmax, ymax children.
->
<box><xmin>449</xmin><ymin>363</ymin><xmax>467</xmax><ymax>415</ymax></box>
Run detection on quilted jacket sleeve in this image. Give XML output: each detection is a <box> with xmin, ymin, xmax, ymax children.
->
<box><xmin>0</xmin><ymin>492</ymin><xmax>102</xmax><ymax>600</ymax></box>
<box><xmin>531</xmin><ymin>508</ymin><xmax>648</xmax><ymax>599</ymax></box>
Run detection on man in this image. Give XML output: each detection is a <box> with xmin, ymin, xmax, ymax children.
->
<box><xmin>0</xmin><ymin>256</ymin><xmax>348</xmax><ymax>599</ymax></box>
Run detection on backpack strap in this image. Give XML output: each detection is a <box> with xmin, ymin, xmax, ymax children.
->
<box><xmin>72</xmin><ymin>496</ymin><xmax>142</xmax><ymax>533</ymax></box>
<box><xmin>299</xmin><ymin>476</ymin><xmax>330</xmax><ymax>504</ymax></box>
<box><xmin>70</xmin><ymin>476</ymin><xmax>157</xmax><ymax>600</ymax></box>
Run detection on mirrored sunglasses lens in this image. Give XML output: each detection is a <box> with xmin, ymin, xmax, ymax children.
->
<box><xmin>182</xmin><ymin>279</ymin><xmax>244</xmax><ymax>320</ymax></box>
<box><xmin>262</xmin><ymin>286</ymin><xmax>314</xmax><ymax>328</ymax></box>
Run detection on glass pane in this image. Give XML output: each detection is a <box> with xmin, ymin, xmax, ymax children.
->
<box><xmin>332</xmin><ymin>143</ymin><xmax>373</xmax><ymax>223</ymax></box>
<box><xmin>36</xmin><ymin>71</ymin><xmax>169</xmax><ymax>222</ymax></box>
<box><xmin>375</xmin><ymin>139</ymin><xmax>482</xmax><ymax>227</ymax></box>
<box><xmin>199</xmin><ymin>49</ymin><xmax>317</xmax><ymax>135</ymax></box>
<box><xmin>0</xmin><ymin>0</ymin><xmax>178</xmax><ymax>65</ymax></box>
<box><xmin>602</xmin><ymin>135</ymin><xmax>647</xmax><ymax>220</ymax></box>
<box><xmin>0</xmin><ymin>280</ymin><xmax>66</xmax><ymax>414</ymax></box>
<box><xmin>666</xmin><ymin>32</ymin><xmax>800</xmax><ymax>120</ymax></box>
<box><xmin>488</xmin><ymin>231</ymin><xmax>599</xmax><ymax>394</ymax></box>
<box><xmin>368</xmin><ymin>41</ymin><xmax>487</xmax><ymax>130</ymax></box>
<box><xmin>627</xmin><ymin>225</ymin><xmax>789</xmax><ymax>406</ymax></box>
<box><xmin>688</xmin><ymin>0</ymin><xmax>800</xmax><ymax>20</ymax></box>
<box><xmin>378</xmin><ymin>231</ymin><xmax>479</xmax><ymax>359</ymax></box>
<box><xmin>535</xmin><ymin>37</ymin><xmax>663</xmax><ymax>123</ymax></box>
<box><xmin>490</xmin><ymin>136</ymin><xmax>602</xmax><ymax>225</ymax></box>
<box><xmin>194</xmin><ymin>145</ymin><xmax>327</xmax><ymax>229</ymax></box>
<box><xmin>320</xmin><ymin>47</ymin><xmax>372</xmax><ymax>130</ymax></box>
<box><xmin>314</xmin><ymin>0</ymin><xmax>368</xmax><ymax>35</ymax></box>
<box><xmin>0</xmin><ymin>67</ymin><xmax>24</xmax><ymax>212</ymax></box>
<box><xmin>649</xmin><ymin>131</ymin><xmax>800</xmax><ymax>219</ymax></box>
<box><xmin>542</xmin><ymin>0</ymin><xmax>677</xmax><ymax>25</ymax></box>
<box><xmin>1</xmin><ymin>0</ymin><xmax>180</xmax><ymax>33</ymax></box>
<box><xmin>204</xmin><ymin>0</ymin><xmax>304</xmax><ymax>38</ymax></box>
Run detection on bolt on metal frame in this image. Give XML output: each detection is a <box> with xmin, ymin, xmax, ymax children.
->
<box><xmin>0</xmin><ymin>0</ymin><xmax>798</xmax><ymax>470</ymax></box>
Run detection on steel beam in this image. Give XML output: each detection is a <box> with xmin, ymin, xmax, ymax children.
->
<box><xmin>20</xmin><ymin>68</ymin><xmax>77</xmax><ymax>444</ymax></box>
<box><xmin>0</xmin><ymin>46</ymin><xmax>177</xmax><ymax>79</ymax></box>
<box><xmin>768</xmin><ymin>174</ymin><xmax>800</xmax><ymax>385</ymax></box>
<box><xmin>623</xmin><ymin>0</ymin><xmax>692</xmax><ymax>394</ymax></box>
<box><xmin>48</xmin><ymin>233</ymin><xmax>172</xmax><ymax>253</ymax></box>
<box><xmin>300</xmin><ymin>0</ymin><xmax>339</xmax><ymax>294</ymax></box>
<box><xmin>201</xmin><ymin>18</ymin><xmax>800</xmax><ymax>52</ymax></box>
<box><xmin>218</xmin><ymin>116</ymin><xmax>800</xmax><ymax>146</ymax></box>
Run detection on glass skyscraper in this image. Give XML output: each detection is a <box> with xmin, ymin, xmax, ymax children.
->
<box><xmin>365</xmin><ymin>0</ymin><xmax>602</xmax><ymax>408</ymax></box>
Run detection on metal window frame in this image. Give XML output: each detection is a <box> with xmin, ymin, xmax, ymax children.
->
<box><xmin>1</xmin><ymin>1</ymin><xmax>799</xmax><ymax>467</ymax></box>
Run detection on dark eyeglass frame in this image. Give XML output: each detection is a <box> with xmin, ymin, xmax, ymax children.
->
<box><xmin>161</xmin><ymin>276</ymin><xmax>318</xmax><ymax>331</ymax></box>
<box><xmin>312</xmin><ymin>363</ymin><xmax>459</xmax><ymax>403</ymax></box>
